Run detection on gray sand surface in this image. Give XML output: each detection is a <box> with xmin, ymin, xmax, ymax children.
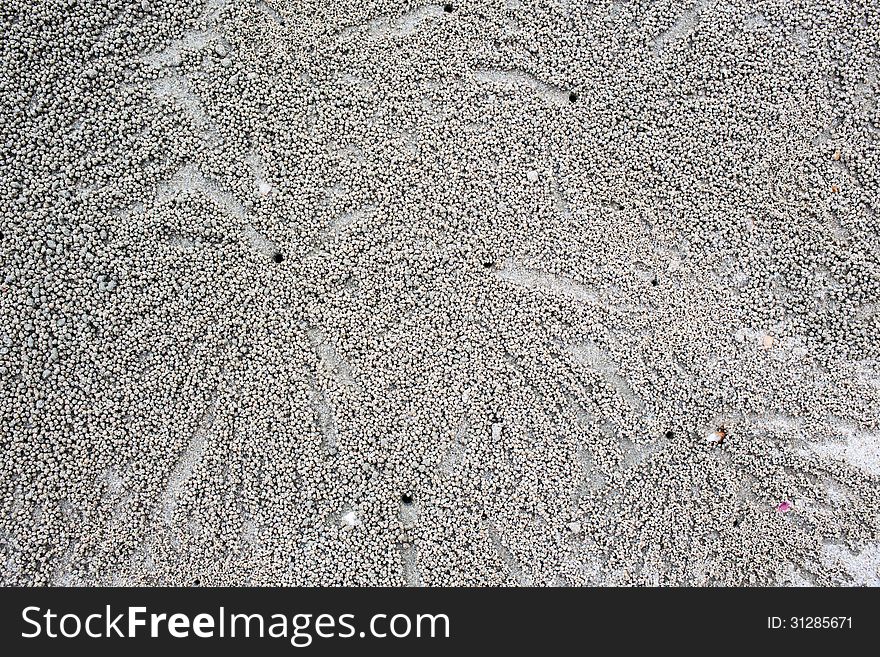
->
<box><xmin>1</xmin><ymin>0</ymin><xmax>879</xmax><ymax>585</ymax></box>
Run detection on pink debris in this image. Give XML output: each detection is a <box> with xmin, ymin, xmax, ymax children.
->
<box><xmin>776</xmin><ymin>501</ymin><xmax>792</xmax><ymax>513</ymax></box>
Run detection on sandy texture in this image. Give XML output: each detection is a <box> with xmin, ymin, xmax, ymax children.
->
<box><xmin>1</xmin><ymin>0</ymin><xmax>879</xmax><ymax>586</ymax></box>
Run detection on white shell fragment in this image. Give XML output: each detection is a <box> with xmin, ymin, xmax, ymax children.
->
<box><xmin>705</xmin><ymin>430</ymin><xmax>723</xmax><ymax>444</ymax></box>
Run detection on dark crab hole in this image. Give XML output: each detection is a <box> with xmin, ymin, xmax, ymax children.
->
<box><xmin>401</xmin><ymin>493</ymin><xmax>413</xmax><ymax>505</ymax></box>
<box><xmin>272</xmin><ymin>252</ymin><xmax>284</xmax><ymax>263</ymax></box>
<box><xmin>665</xmin><ymin>430</ymin><xmax>674</xmax><ymax>439</ymax></box>
<box><xmin>443</xmin><ymin>3</ymin><xmax>454</xmax><ymax>12</ymax></box>
<box><xmin>569</xmin><ymin>91</ymin><xmax>578</xmax><ymax>103</ymax></box>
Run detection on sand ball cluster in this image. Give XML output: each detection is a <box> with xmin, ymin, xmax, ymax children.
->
<box><xmin>1</xmin><ymin>0</ymin><xmax>879</xmax><ymax>586</ymax></box>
